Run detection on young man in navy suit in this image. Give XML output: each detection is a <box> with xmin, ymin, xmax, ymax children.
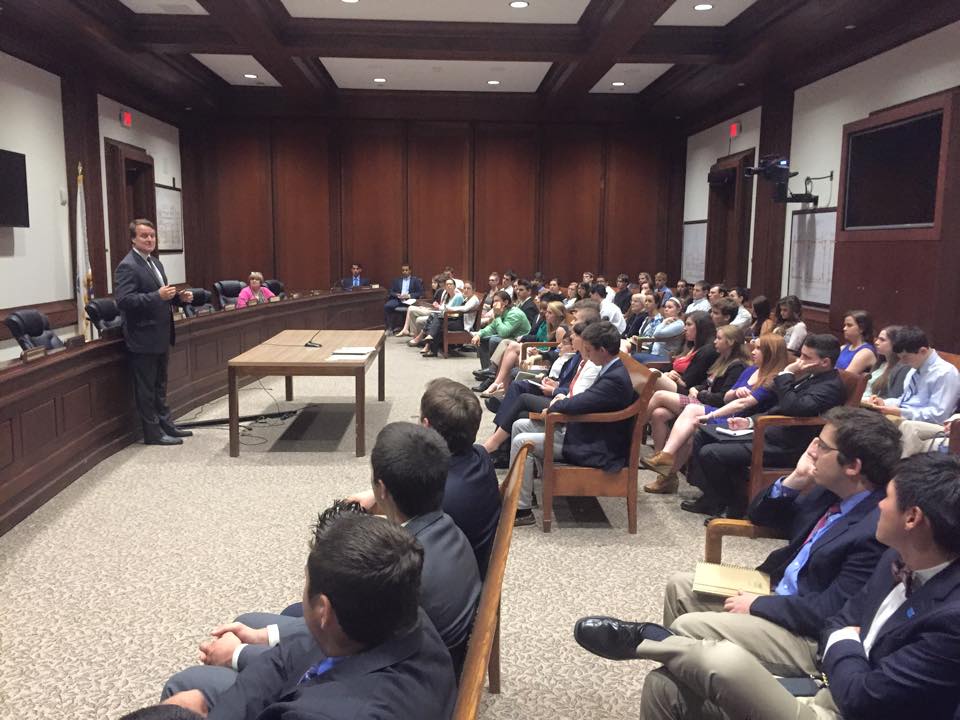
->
<box><xmin>161</xmin><ymin>511</ymin><xmax>456</xmax><ymax>720</ymax></box>
<box><xmin>382</xmin><ymin>264</ymin><xmax>423</xmax><ymax>330</ymax></box>
<box><xmin>338</xmin><ymin>262</ymin><xmax>371</xmax><ymax>290</ymax></box>
<box><xmin>573</xmin><ymin>452</ymin><xmax>960</xmax><ymax>719</ymax></box>
<box><xmin>114</xmin><ymin>219</ymin><xmax>193</xmax><ymax>445</ymax></box>
<box><xmin>509</xmin><ymin>320</ymin><xmax>637</xmax><ymax>527</ymax></box>
<box><xmin>661</xmin><ymin>407</ymin><xmax>901</xmax><ymax>677</ymax></box>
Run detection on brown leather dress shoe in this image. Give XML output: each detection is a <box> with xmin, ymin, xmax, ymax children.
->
<box><xmin>644</xmin><ymin>472</ymin><xmax>678</xmax><ymax>494</ymax></box>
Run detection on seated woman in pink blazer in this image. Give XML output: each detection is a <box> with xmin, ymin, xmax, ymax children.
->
<box><xmin>236</xmin><ymin>271</ymin><xmax>275</xmax><ymax>308</ymax></box>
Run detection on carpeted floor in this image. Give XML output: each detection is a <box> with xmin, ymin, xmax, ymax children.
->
<box><xmin>0</xmin><ymin>336</ymin><xmax>782</xmax><ymax>719</ymax></box>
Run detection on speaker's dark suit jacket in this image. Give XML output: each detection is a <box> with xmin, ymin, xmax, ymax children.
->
<box><xmin>387</xmin><ymin>275</ymin><xmax>424</xmax><ymax>299</ymax></box>
<box><xmin>339</xmin><ymin>276</ymin><xmax>372</xmax><ymax>290</ymax></box>
<box><xmin>746</xmin><ymin>484</ymin><xmax>886</xmax><ymax>638</ymax></box>
<box><xmin>114</xmin><ymin>249</ymin><xmax>179</xmax><ymax>354</ymax></box>
<box><xmin>550</xmin><ymin>358</ymin><xmax>637</xmax><ymax>472</ymax></box>
<box><xmin>820</xmin><ymin>549</ymin><xmax>960</xmax><ymax>719</ymax></box>
<box><xmin>209</xmin><ymin>611</ymin><xmax>456</xmax><ymax>720</ymax></box>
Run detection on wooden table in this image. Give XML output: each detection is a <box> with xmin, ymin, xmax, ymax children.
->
<box><xmin>227</xmin><ymin>329</ymin><xmax>385</xmax><ymax>457</ymax></box>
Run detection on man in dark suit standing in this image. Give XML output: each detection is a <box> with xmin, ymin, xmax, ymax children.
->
<box><xmin>510</xmin><ymin>321</ymin><xmax>637</xmax><ymax>526</ymax></box>
<box><xmin>114</xmin><ymin>219</ymin><xmax>193</xmax><ymax>446</ymax></box>
<box><xmin>338</xmin><ymin>262</ymin><xmax>371</xmax><ymax>290</ymax></box>
<box><xmin>574</xmin><ymin>452</ymin><xmax>960</xmax><ymax>719</ymax></box>
<box><xmin>682</xmin><ymin>333</ymin><xmax>848</xmax><ymax>518</ymax></box>
<box><xmin>382</xmin><ymin>263</ymin><xmax>423</xmax><ymax>330</ymax></box>
<box><xmin>661</xmin><ymin>407</ymin><xmax>901</xmax><ymax>677</ymax></box>
<box><xmin>161</xmin><ymin>512</ymin><xmax>456</xmax><ymax>720</ymax></box>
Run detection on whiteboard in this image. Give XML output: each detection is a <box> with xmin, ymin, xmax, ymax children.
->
<box><xmin>787</xmin><ymin>209</ymin><xmax>836</xmax><ymax>305</ymax></box>
<box><xmin>681</xmin><ymin>221</ymin><xmax>706</xmax><ymax>281</ymax></box>
<box><xmin>155</xmin><ymin>184</ymin><xmax>184</xmax><ymax>253</ymax></box>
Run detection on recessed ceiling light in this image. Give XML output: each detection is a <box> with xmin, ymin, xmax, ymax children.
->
<box><xmin>844</xmin><ymin>24</ymin><xmax>856</xmax><ymax>30</ymax></box>
<box><xmin>487</xmin><ymin>80</ymin><xmax>501</xmax><ymax>86</ymax></box>
<box><xmin>509</xmin><ymin>0</ymin><xmax>529</xmax><ymax>7</ymax></box>
<box><xmin>674</xmin><ymin>115</ymin><xmax>681</xmax><ymax>120</ymax></box>
<box><xmin>373</xmin><ymin>77</ymin><xmax>387</xmax><ymax>84</ymax></box>
<box><xmin>694</xmin><ymin>3</ymin><xmax>713</xmax><ymax>10</ymax></box>
<box><xmin>611</xmin><ymin>81</ymin><xmax>625</xmax><ymax>87</ymax></box>
<box><xmin>243</xmin><ymin>73</ymin><xmax>258</xmax><ymax>79</ymax></box>
<box><xmin>341</xmin><ymin>0</ymin><xmax>359</xmax><ymax>3</ymax></box>
<box><xmin>737</xmin><ymin>82</ymin><xmax>745</xmax><ymax>87</ymax></box>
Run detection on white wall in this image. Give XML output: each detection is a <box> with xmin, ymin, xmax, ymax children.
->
<box><xmin>0</xmin><ymin>52</ymin><xmax>72</xmax><ymax>309</ymax></box>
<box><xmin>97</xmin><ymin>95</ymin><xmax>185</xmax><ymax>290</ymax></box>
<box><xmin>683</xmin><ymin>105</ymin><xmax>762</xmax><ymax>282</ymax></box>
<box><xmin>781</xmin><ymin>20</ymin><xmax>960</xmax><ymax>292</ymax></box>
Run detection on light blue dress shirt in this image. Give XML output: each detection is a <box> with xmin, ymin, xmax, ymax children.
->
<box><xmin>885</xmin><ymin>350</ymin><xmax>960</xmax><ymax>423</ymax></box>
<box><xmin>769</xmin><ymin>479</ymin><xmax>872</xmax><ymax>596</ymax></box>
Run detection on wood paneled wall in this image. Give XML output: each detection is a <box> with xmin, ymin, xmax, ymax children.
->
<box><xmin>182</xmin><ymin>119</ymin><xmax>680</xmax><ymax>292</ymax></box>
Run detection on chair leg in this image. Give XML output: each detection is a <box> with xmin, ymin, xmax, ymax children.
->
<box><xmin>627</xmin><ymin>472</ymin><xmax>638</xmax><ymax>535</ymax></box>
<box><xmin>542</xmin><ymin>475</ymin><xmax>553</xmax><ymax>533</ymax></box>
<box><xmin>487</xmin><ymin>604</ymin><xmax>502</xmax><ymax>694</ymax></box>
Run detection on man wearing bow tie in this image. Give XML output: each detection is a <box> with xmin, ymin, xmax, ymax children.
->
<box><xmin>114</xmin><ymin>219</ymin><xmax>193</xmax><ymax>445</ymax></box>
<box><xmin>573</xmin><ymin>452</ymin><xmax>960</xmax><ymax>719</ymax></box>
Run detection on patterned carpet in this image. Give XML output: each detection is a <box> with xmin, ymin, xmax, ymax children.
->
<box><xmin>0</xmin><ymin>337</ymin><xmax>780</xmax><ymax>719</ymax></box>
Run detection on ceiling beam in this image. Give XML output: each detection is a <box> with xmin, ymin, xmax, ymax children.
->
<box><xmin>541</xmin><ymin>0</ymin><xmax>676</xmax><ymax>105</ymax></box>
<box><xmin>195</xmin><ymin>0</ymin><xmax>334</xmax><ymax>99</ymax></box>
<box><xmin>622</xmin><ymin>26</ymin><xmax>728</xmax><ymax>64</ymax></box>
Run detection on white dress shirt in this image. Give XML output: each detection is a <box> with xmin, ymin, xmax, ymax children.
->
<box><xmin>600</xmin><ymin>299</ymin><xmax>627</xmax><ymax>333</ymax></box>
<box><xmin>134</xmin><ymin>248</ymin><xmax>164</xmax><ymax>284</ymax></box>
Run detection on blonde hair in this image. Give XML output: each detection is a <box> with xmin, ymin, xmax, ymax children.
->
<box><xmin>249</xmin><ymin>271</ymin><xmax>264</xmax><ymax>282</ymax></box>
<box><xmin>708</xmin><ymin>325</ymin><xmax>749</xmax><ymax>378</ymax></box>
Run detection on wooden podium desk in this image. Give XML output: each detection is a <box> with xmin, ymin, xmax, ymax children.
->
<box><xmin>227</xmin><ymin>329</ymin><xmax>385</xmax><ymax>457</ymax></box>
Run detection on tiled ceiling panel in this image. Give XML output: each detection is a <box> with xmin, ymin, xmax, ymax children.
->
<box><xmin>283</xmin><ymin>0</ymin><xmax>591</xmax><ymax>24</ymax></box>
<box><xmin>117</xmin><ymin>0</ymin><xmax>207</xmax><ymax>14</ymax></box>
<box><xmin>320</xmin><ymin>58</ymin><xmax>553</xmax><ymax>92</ymax></box>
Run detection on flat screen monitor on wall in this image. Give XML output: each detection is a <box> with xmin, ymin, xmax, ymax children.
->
<box><xmin>0</xmin><ymin>149</ymin><xmax>30</xmax><ymax>228</ymax></box>
<box><xmin>843</xmin><ymin>111</ymin><xmax>942</xmax><ymax>230</ymax></box>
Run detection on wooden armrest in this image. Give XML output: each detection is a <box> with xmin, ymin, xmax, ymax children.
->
<box><xmin>704</xmin><ymin>519</ymin><xmax>787</xmax><ymax>563</ymax></box>
<box><xmin>753</xmin><ymin>415</ymin><xmax>826</xmax><ymax>430</ymax></box>
<box><xmin>950</xmin><ymin>418</ymin><xmax>960</xmax><ymax>455</ymax></box>
<box><xmin>442</xmin><ymin>309</ymin><xmax>462</xmax><ymax>317</ymax></box>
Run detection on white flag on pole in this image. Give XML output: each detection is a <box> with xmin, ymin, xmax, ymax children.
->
<box><xmin>75</xmin><ymin>164</ymin><xmax>94</xmax><ymax>340</ymax></box>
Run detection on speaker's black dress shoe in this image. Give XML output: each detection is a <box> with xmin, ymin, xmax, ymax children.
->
<box><xmin>472</xmin><ymin>378</ymin><xmax>494</xmax><ymax>393</ymax></box>
<box><xmin>574</xmin><ymin>617</ymin><xmax>673</xmax><ymax>660</ymax></box>
<box><xmin>680</xmin><ymin>497</ymin><xmax>723</xmax><ymax>516</ymax></box>
<box><xmin>473</xmin><ymin>368</ymin><xmax>494</xmax><ymax>380</ymax></box>
<box><xmin>145</xmin><ymin>434</ymin><xmax>183</xmax><ymax>446</ymax></box>
<box><xmin>163</xmin><ymin>426</ymin><xmax>193</xmax><ymax>438</ymax></box>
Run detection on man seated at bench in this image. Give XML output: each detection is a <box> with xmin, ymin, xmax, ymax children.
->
<box><xmin>161</xmin><ymin>511</ymin><xmax>456</xmax><ymax>719</ymax></box>
<box><xmin>509</xmin><ymin>321</ymin><xmax>637</xmax><ymax>527</ymax></box>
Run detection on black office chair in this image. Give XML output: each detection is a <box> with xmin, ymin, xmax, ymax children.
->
<box><xmin>214</xmin><ymin>280</ymin><xmax>245</xmax><ymax>309</ymax></box>
<box><xmin>184</xmin><ymin>288</ymin><xmax>215</xmax><ymax>317</ymax></box>
<box><xmin>85</xmin><ymin>298</ymin><xmax>123</xmax><ymax>337</ymax></box>
<box><xmin>264</xmin><ymin>279</ymin><xmax>286</xmax><ymax>299</ymax></box>
<box><xmin>4</xmin><ymin>309</ymin><xmax>66</xmax><ymax>351</ymax></box>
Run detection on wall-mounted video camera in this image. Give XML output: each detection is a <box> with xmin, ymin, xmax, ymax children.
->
<box><xmin>744</xmin><ymin>155</ymin><xmax>818</xmax><ymax>205</ymax></box>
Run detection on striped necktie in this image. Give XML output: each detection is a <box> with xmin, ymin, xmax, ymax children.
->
<box><xmin>803</xmin><ymin>502</ymin><xmax>841</xmax><ymax>545</ymax></box>
<box><xmin>902</xmin><ymin>371</ymin><xmax>919</xmax><ymax>403</ymax></box>
<box><xmin>569</xmin><ymin>360</ymin><xmax>587</xmax><ymax>397</ymax></box>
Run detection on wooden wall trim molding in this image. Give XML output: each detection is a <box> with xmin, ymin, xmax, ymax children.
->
<box><xmin>0</xmin><ymin>290</ymin><xmax>386</xmax><ymax>537</ymax></box>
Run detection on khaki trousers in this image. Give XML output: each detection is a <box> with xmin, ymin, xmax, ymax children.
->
<box><xmin>663</xmin><ymin>572</ymin><xmax>820</xmax><ymax>677</ymax></box>
<box><xmin>638</xmin><ymin>635</ymin><xmax>842</xmax><ymax>720</ymax></box>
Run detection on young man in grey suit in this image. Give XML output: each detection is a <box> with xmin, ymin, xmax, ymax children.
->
<box><xmin>574</xmin><ymin>452</ymin><xmax>960</xmax><ymax>720</ymax></box>
<box><xmin>114</xmin><ymin>219</ymin><xmax>193</xmax><ymax>445</ymax></box>
<box><xmin>161</xmin><ymin>511</ymin><xmax>456</xmax><ymax>720</ymax></box>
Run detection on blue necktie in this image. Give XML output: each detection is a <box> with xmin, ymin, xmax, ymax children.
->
<box><xmin>902</xmin><ymin>372</ymin><xmax>919</xmax><ymax>403</ymax></box>
<box><xmin>353</xmin><ymin>276</ymin><xmax>359</xmax><ymax>287</ymax></box>
<box><xmin>298</xmin><ymin>657</ymin><xmax>339</xmax><ymax>685</ymax></box>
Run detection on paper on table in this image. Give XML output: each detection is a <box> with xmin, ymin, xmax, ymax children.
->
<box><xmin>402</xmin><ymin>299</ymin><xmax>417</xmax><ymax>305</ymax></box>
<box><xmin>332</xmin><ymin>346</ymin><xmax>376</xmax><ymax>354</ymax></box>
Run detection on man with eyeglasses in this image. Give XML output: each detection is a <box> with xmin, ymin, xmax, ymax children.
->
<box><xmin>656</xmin><ymin>406</ymin><xmax>901</xmax><ymax>681</ymax></box>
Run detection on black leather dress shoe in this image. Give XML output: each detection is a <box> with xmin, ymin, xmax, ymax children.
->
<box><xmin>163</xmin><ymin>426</ymin><xmax>193</xmax><ymax>438</ymax></box>
<box><xmin>574</xmin><ymin>617</ymin><xmax>673</xmax><ymax>660</ymax></box>
<box><xmin>473</xmin><ymin>368</ymin><xmax>494</xmax><ymax>380</ymax></box>
<box><xmin>680</xmin><ymin>497</ymin><xmax>722</xmax><ymax>516</ymax></box>
<box><xmin>472</xmin><ymin>378</ymin><xmax>494</xmax><ymax>393</ymax></box>
<box><xmin>145</xmin><ymin>434</ymin><xmax>183</xmax><ymax>446</ymax></box>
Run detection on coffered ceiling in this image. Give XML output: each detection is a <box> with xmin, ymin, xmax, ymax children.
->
<box><xmin>1</xmin><ymin>0</ymin><xmax>958</xmax><ymax>129</ymax></box>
